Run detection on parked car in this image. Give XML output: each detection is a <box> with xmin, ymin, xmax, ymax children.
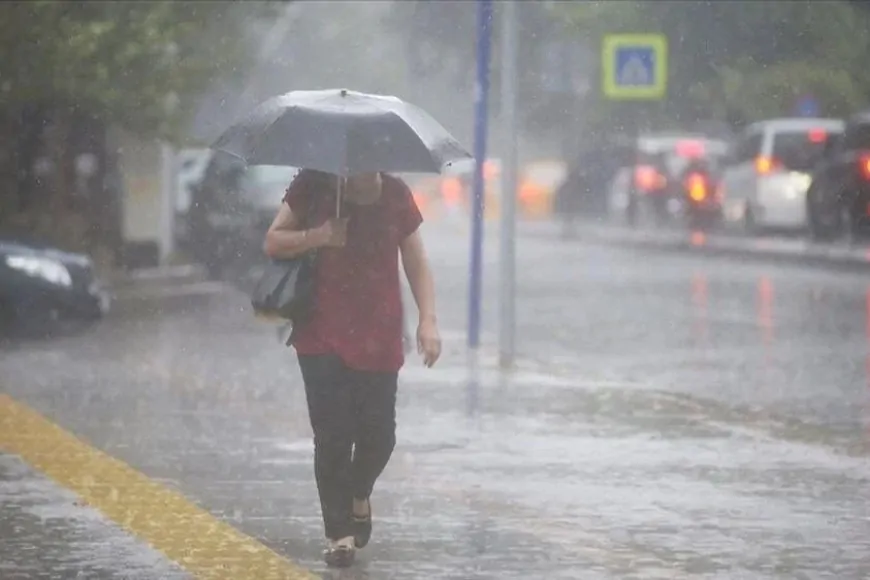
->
<box><xmin>435</xmin><ymin>158</ymin><xmax>566</xmax><ymax>221</ymax></box>
<box><xmin>0</xmin><ymin>236</ymin><xmax>111</xmax><ymax>335</ymax></box>
<box><xmin>173</xmin><ymin>148</ymin><xmax>213</xmax><ymax>252</ymax></box>
<box><xmin>680</xmin><ymin>155</ymin><xmax>726</xmax><ymax>231</ymax></box>
<box><xmin>608</xmin><ymin>133</ymin><xmax>729</xmax><ymax>227</ymax></box>
<box><xmin>437</xmin><ymin>157</ymin><xmax>502</xmax><ymax>220</ymax></box>
<box><xmin>806</xmin><ymin>111</ymin><xmax>870</xmax><ymax>241</ymax></box>
<box><xmin>187</xmin><ymin>152</ymin><xmax>298</xmax><ymax>279</ymax></box>
<box><xmin>717</xmin><ymin>118</ymin><xmax>845</xmax><ymax>234</ymax></box>
<box><xmin>518</xmin><ymin>159</ymin><xmax>567</xmax><ymax>220</ymax></box>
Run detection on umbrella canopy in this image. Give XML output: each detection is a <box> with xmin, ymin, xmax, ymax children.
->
<box><xmin>211</xmin><ymin>89</ymin><xmax>472</xmax><ymax>176</ymax></box>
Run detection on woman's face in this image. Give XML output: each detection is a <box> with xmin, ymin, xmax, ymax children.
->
<box><xmin>345</xmin><ymin>172</ymin><xmax>380</xmax><ymax>193</ymax></box>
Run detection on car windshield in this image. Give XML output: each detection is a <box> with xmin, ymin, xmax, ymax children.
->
<box><xmin>637</xmin><ymin>138</ymin><xmax>728</xmax><ymax>177</ymax></box>
<box><xmin>771</xmin><ymin>129</ymin><xmax>841</xmax><ymax>171</ymax></box>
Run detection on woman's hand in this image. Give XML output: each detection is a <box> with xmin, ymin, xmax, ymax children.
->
<box><xmin>400</xmin><ymin>230</ymin><xmax>440</xmax><ymax>367</ymax></box>
<box><xmin>417</xmin><ymin>316</ymin><xmax>441</xmax><ymax>367</ymax></box>
<box><xmin>311</xmin><ymin>218</ymin><xmax>349</xmax><ymax>247</ymax></box>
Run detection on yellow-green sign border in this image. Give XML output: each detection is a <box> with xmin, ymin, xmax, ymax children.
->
<box><xmin>602</xmin><ymin>34</ymin><xmax>668</xmax><ymax>100</ymax></box>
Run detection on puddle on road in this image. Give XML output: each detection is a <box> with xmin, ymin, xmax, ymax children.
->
<box><xmin>402</xmin><ymin>355</ymin><xmax>870</xmax><ymax>460</ymax></box>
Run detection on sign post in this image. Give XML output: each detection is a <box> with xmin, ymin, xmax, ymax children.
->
<box><xmin>601</xmin><ymin>34</ymin><xmax>668</xmax><ymax>219</ymax></box>
<box><xmin>498</xmin><ymin>0</ymin><xmax>518</xmax><ymax>369</ymax></box>
<box><xmin>468</xmin><ymin>0</ymin><xmax>493</xmax><ymax>351</ymax></box>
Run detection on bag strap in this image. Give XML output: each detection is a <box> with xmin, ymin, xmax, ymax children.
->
<box><xmin>300</xmin><ymin>181</ymin><xmax>315</xmax><ymax>229</ymax></box>
<box><xmin>285</xmin><ymin>185</ymin><xmax>317</xmax><ymax>348</ymax></box>
<box><xmin>301</xmin><ymin>190</ymin><xmax>319</xmax><ymax>263</ymax></box>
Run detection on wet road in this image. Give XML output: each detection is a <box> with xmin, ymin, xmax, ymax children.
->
<box><xmin>2</xmin><ymin>223</ymin><xmax>870</xmax><ymax>579</ymax></box>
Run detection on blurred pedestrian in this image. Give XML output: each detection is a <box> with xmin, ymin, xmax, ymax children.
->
<box><xmin>554</xmin><ymin>151</ymin><xmax>587</xmax><ymax>238</ymax></box>
<box><xmin>556</xmin><ymin>137</ymin><xmax>625</xmax><ymax>236</ymax></box>
<box><xmin>263</xmin><ymin>169</ymin><xmax>442</xmax><ymax>567</ymax></box>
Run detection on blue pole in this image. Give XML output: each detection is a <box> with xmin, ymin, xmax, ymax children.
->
<box><xmin>468</xmin><ymin>0</ymin><xmax>492</xmax><ymax>350</ymax></box>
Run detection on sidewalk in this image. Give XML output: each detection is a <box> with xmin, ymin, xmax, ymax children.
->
<box><xmin>0</xmin><ymin>454</ymin><xmax>189</xmax><ymax>580</ymax></box>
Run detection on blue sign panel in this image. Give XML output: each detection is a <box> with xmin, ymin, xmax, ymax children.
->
<box><xmin>794</xmin><ymin>94</ymin><xmax>821</xmax><ymax>118</ymax></box>
<box><xmin>602</xmin><ymin>34</ymin><xmax>668</xmax><ymax>100</ymax></box>
<box><xmin>615</xmin><ymin>46</ymin><xmax>656</xmax><ymax>87</ymax></box>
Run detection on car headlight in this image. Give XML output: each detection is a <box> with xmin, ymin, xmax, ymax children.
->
<box><xmin>789</xmin><ymin>171</ymin><xmax>812</xmax><ymax>193</ymax></box>
<box><xmin>4</xmin><ymin>255</ymin><xmax>73</xmax><ymax>287</ymax></box>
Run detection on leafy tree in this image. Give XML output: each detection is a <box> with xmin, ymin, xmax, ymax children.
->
<box><xmin>0</xmin><ymin>0</ymin><xmax>279</xmax><ymax>140</ymax></box>
<box><xmin>384</xmin><ymin>0</ymin><xmax>476</xmax><ymax>82</ymax></box>
<box><xmin>555</xmin><ymin>0</ymin><xmax>870</xmax><ymax>128</ymax></box>
<box><xmin>385</xmin><ymin>0</ymin><xmax>585</xmax><ymax>143</ymax></box>
<box><xmin>0</xmin><ymin>0</ymin><xmax>279</xmax><ymax>254</ymax></box>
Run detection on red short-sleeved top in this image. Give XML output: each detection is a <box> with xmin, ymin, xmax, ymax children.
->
<box><xmin>283</xmin><ymin>170</ymin><xmax>423</xmax><ymax>373</ymax></box>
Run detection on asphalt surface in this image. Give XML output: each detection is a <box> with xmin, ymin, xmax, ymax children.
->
<box><xmin>2</xmin><ymin>222</ymin><xmax>870</xmax><ymax>579</ymax></box>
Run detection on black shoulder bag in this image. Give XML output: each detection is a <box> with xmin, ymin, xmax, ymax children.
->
<box><xmin>250</xmin><ymin>193</ymin><xmax>319</xmax><ymax>325</ymax></box>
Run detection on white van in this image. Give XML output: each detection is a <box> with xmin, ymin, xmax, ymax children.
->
<box><xmin>718</xmin><ymin>118</ymin><xmax>845</xmax><ymax>232</ymax></box>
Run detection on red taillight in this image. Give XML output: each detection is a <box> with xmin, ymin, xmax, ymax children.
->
<box><xmin>860</xmin><ymin>155</ymin><xmax>870</xmax><ymax>181</ymax></box>
<box><xmin>676</xmin><ymin>140</ymin><xmax>705</xmax><ymax>158</ymax></box>
<box><xmin>755</xmin><ymin>156</ymin><xmax>780</xmax><ymax>175</ymax></box>
<box><xmin>441</xmin><ymin>177</ymin><xmax>462</xmax><ymax>205</ymax></box>
<box><xmin>808</xmin><ymin>129</ymin><xmax>827</xmax><ymax>143</ymax></box>
<box><xmin>685</xmin><ymin>172</ymin><xmax>708</xmax><ymax>202</ymax></box>
<box><xmin>634</xmin><ymin>165</ymin><xmax>666</xmax><ymax>192</ymax></box>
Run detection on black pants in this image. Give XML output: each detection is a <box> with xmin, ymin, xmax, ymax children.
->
<box><xmin>298</xmin><ymin>354</ymin><xmax>398</xmax><ymax>540</ymax></box>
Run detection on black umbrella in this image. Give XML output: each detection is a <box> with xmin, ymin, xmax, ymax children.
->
<box><xmin>211</xmin><ymin>88</ymin><xmax>471</xmax><ymax>176</ymax></box>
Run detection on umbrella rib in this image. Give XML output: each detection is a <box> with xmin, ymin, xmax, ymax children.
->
<box><xmin>239</xmin><ymin>106</ymin><xmax>300</xmax><ymax>166</ymax></box>
<box><xmin>212</xmin><ymin>147</ymin><xmax>247</xmax><ymax>163</ymax></box>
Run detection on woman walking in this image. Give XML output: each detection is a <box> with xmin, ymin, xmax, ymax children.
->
<box><xmin>263</xmin><ymin>169</ymin><xmax>442</xmax><ymax>567</ymax></box>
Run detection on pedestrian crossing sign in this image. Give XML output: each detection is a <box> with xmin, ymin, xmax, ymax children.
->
<box><xmin>602</xmin><ymin>34</ymin><xmax>668</xmax><ymax>100</ymax></box>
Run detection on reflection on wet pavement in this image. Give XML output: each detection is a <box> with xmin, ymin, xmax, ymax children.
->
<box><xmin>2</xmin><ymin>225</ymin><xmax>870</xmax><ymax>578</ymax></box>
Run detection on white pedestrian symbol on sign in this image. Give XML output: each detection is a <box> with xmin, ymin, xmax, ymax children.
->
<box><xmin>618</xmin><ymin>55</ymin><xmax>652</xmax><ymax>86</ymax></box>
<box><xmin>614</xmin><ymin>47</ymin><xmax>656</xmax><ymax>87</ymax></box>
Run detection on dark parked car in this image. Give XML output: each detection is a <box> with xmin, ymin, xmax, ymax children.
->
<box><xmin>680</xmin><ymin>155</ymin><xmax>725</xmax><ymax>231</ymax></box>
<box><xmin>806</xmin><ymin>111</ymin><xmax>870</xmax><ymax>241</ymax></box>
<box><xmin>0</xmin><ymin>237</ymin><xmax>111</xmax><ymax>335</ymax></box>
<box><xmin>187</xmin><ymin>151</ymin><xmax>299</xmax><ymax>280</ymax></box>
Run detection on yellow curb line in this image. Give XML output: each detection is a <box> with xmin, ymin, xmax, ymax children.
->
<box><xmin>0</xmin><ymin>394</ymin><xmax>318</xmax><ymax>580</ymax></box>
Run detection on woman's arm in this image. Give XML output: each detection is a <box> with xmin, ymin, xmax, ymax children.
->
<box><xmin>263</xmin><ymin>204</ymin><xmax>330</xmax><ymax>258</ymax></box>
<box><xmin>400</xmin><ymin>230</ymin><xmax>436</xmax><ymax>323</ymax></box>
<box><xmin>400</xmin><ymin>230</ymin><xmax>441</xmax><ymax>366</ymax></box>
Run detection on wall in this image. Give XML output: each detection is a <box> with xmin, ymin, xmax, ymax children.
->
<box><xmin>108</xmin><ymin>127</ymin><xmax>174</xmax><ymax>269</ymax></box>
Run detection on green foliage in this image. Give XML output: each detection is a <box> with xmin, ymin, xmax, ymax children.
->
<box><xmin>690</xmin><ymin>59</ymin><xmax>865</xmax><ymax>122</ymax></box>
<box><xmin>0</xmin><ymin>0</ymin><xmax>280</xmax><ymax>140</ymax></box>
<box><xmin>555</xmin><ymin>0</ymin><xmax>870</xmax><ymax>126</ymax></box>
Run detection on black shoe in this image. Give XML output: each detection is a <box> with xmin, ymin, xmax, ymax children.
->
<box><xmin>323</xmin><ymin>543</ymin><xmax>355</xmax><ymax>568</ymax></box>
<box><xmin>353</xmin><ymin>498</ymin><xmax>372</xmax><ymax>548</ymax></box>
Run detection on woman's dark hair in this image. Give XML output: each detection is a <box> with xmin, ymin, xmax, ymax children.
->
<box><xmin>298</xmin><ymin>169</ymin><xmax>338</xmax><ymax>190</ymax></box>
